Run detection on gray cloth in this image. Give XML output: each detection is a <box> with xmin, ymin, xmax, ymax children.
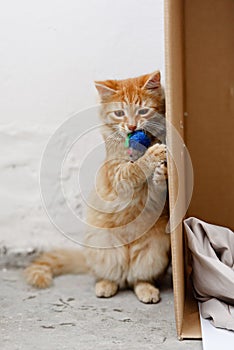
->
<box><xmin>184</xmin><ymin>217</ymin><xmax>234</xmax><ymax>331</ymax></box>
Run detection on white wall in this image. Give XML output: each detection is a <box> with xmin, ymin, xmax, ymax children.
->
<box><xmin>0</xmin><ymin>0</ymin><xmax>165</xmax><ymax>264</ymax></box>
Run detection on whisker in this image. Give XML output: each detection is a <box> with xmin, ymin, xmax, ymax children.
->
<box><xmin>105</xmin><ymin>129</ymin><xmax>125</xmax><ymax>153</ymax></box>
<box><xmin>141</xmin><ymin>119</ymin><xmax>166</xmax><ymax>142</ymax></box>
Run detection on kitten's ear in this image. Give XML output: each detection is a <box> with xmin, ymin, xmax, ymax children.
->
<box><xmin>95</xmin><ymin>80</ymin><xmax>117</xmax><ymax>98</ymax></box>
<box><xmin>142</xmin><ymin>71</ymin><xmax>161</xmax><ymax>91</ymax></box>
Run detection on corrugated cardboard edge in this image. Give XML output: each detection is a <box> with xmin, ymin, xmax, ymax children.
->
<box><xmin>164</xmin><ymin>0</ymin><xmax>201</xmax><ymax>340</ymax></box>
<box><xmin>164</xmin><ymin>0</ymin><xmax>185</xmax><ymax>339</ymax></box>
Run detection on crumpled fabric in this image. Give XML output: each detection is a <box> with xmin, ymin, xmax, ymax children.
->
<box><xmin>184</xmin><ymin>217</ymin><xmax>234</xmax><ymax>331</ymax></box>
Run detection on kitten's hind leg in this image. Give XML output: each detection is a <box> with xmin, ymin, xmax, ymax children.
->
<box><xmin>24</xmin><ymin>249</ymin><xmax>88</xmax><ymax>288</ymax></box>
<box><xmin>95</xmin><ymin>280</ymin><xmax>118</xmax><ymax>298</ymax></box>
<box><xmin>134</xmin><ymin>281</ymin><xmax>160</xmax><ymax>304</ymax></box>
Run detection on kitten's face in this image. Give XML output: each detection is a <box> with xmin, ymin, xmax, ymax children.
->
<box><xmin>95</xmin><ymin>72</ymin><xmax>165</xmax><ymax>140</ymax></box>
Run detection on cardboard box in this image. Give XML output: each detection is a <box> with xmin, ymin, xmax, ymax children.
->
<box><xmin>164</xmin><ymin>0</ymin><xmax>234</xmax><ymax>339</ymax></box>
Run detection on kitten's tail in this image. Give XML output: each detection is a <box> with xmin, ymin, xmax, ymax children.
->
<box><xmin>24</xmin><ymin>249</ymin><xmax>89</xmax><ymax>288</ymax></box>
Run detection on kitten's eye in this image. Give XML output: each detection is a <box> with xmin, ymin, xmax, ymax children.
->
<box><xmin>114</xmin><ymin>110</ymin><xmax>125</xmax><ymax>117</ymax></box>
<box><xmin>138</xmin><ymin>108</ymin><xmax>149</xmax><ymax>115</ymax></box>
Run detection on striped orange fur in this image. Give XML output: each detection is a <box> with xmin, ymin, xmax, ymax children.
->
<box><xmin>25</xmin><ymin>72</ymin><xmax>170</xmax><ymax>303</ymax></box>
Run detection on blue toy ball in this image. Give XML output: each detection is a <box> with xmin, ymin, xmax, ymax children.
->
<box><xmin>125</xmin><ymin>130</ymin><xmax>151</xmax><ymax>161</ymax></box>
<box><xmin>129</xmin><ymin>130</ymin><xmax>151</xmax><ymax>149</ymax></box>
<box><xmin>126</xmin><ymin>130</ymin><xmax>151</xmax><ymax>150</ymax></box>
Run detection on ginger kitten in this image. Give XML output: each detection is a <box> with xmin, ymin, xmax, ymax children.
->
<box><xmin>25</xmin><ymin>71</ymin><xmax>170</xmax><ymax>303</ymax></box>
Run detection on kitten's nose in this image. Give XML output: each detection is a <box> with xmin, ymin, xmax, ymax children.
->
<box><xmin>128</xmin><ymin>125</ymin><xmax>137</xmax><ymax>131</ymax></box>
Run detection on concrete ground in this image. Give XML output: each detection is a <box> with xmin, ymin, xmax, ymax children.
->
<box><xmin>1</xmin><ymin>269</ymin><xmax>202</xmax><ymax>350</ymax></box>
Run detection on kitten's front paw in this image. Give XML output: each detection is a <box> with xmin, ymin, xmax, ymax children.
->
<box><xmin>153</xmin><ymin>160</ymin><xmax>168</xmax><ymax>184</ymax></box>
<box><xmin>95</xmin><ymin>280</ymin><xmax>118</xmax><ymax>298</ymax></box>
<box><xmin>134</xmin><ymin>282</ymin><xmax>160</xmax><ymax>304</ymax></box>
<box><xmin>147</xmin><ymin>143</ymin><xmax>167</xmax><ymax>164</ymax></box>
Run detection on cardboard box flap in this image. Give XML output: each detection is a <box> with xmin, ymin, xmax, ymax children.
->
<box><xmin>165</xmin><ymin>0</ymin><xmax>234</xmax><ymax>340</ymax></box>
<box><xmin>164</xmin><ymin>0</ymin><xmax>187</xmax><ymax>339</ymax></box>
